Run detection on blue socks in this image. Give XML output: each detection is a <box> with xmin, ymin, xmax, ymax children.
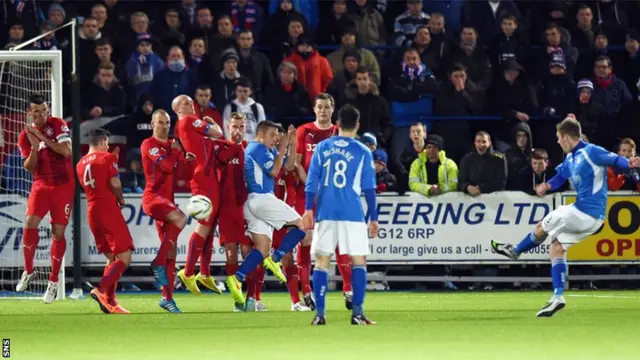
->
<box><xmin>272</xmin><ymin>228</ymin><xmax>306</xmax><ymax>262</ymax></box>
<box><xmin>312</xmin><ymin>267</ymin><xmax>328</xmax><ymax>317</ymax></box>
<box><xmin>352</xmin><ymin>265</ymin><xmax>367</xmax><ymax>316</ymax></box>
<box><xmin>235</xmin><ymin>249</ymin><xmax>264</xmax><ymax>282</ymax></box>
<box><xmin>514</xmin><ymin>232</ymin><xmax>542</xmax><ymax>255</ymax></box>
<box><xmin>551</xmin><ymin>257</ymin><xmax>567</xmax><ymax>297</ymax></box>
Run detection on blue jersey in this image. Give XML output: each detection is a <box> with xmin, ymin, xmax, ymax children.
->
<box><xmin>305</xmin><ymin>136</ymin><xmax>376</xmax><ymax>222</ymax></box>
<box><xmin>244</xmin><ymin>141</ymin><xmax>278</xmax><ymax>194</ymax></box>
<box><xmin>554</xmin><ymin>141</ymin><xmax>629</xmax><ymax>220</ymax></box>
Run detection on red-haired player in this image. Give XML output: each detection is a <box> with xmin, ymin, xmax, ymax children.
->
<box><xmin>294</xmin><ymin>94</ymin><xmax>353</xmax><ymax>310</ymax></box>
<box><xmin>77</xmin><ymin>128</ymin><xmax>133</xmax><ymax>314</ymax></box>
<box><xmin>16</xmin><ymin>94</ymin><xmax>75</xmax><ymax>304</ymax></box>
<box><xmin>141</xmin><ymin>110</ymin><xmax>191</xmax><ymax>313</ymax></box>
<box><xmin>172</xmin><ymin>95</ymin><xmax>224</xmax><ymax>294</ymax></box>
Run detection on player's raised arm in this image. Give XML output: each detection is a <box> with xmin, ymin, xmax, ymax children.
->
<box><xmin>18</xmin><ymin>131</ymin><xmax>39</xmax><ymax>173</ymax></box>
<box><xmin>588</xmin><ymin>144</ymin><xmax>633</xmax><ymax>168</ymax></box>
<box><xmin>25</xmin><ymin>95</ymin><xmax>72</xmax><ymax>158</ymax></box>
<box><xmin>285</xmin><ymin>125</ymin><xmax>296</xmax><ymax>171</ymax></box>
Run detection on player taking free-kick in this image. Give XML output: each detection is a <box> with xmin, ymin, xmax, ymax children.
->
<box><xmin>295</xmin><ymin>93</ymin><xmax>354</xmax><ymax>311</ymax></box>
<box><xmin>302</xmin><ymin>104</ymin><xmax>379</xmax><ymax>325</ymax></box>
<box><xmin>172</xmin><ymin>95</ymin><xmax>224</xmax><ymax>295</ymax></box>
<box><xmin>77</xmin><ymin>128</ymin><xmax>134</xmax><ymax>314</ymax></box>
<box><xmin>225</xmin><ymin>121</ymin><xmax>307</xmax><ymax>306</ymax></box>
<box><xmin>141</xmin><ymin>110</ymin><xmax>193</xmax><ymax>313</ymax></box>
<box><xmin>16</xmin><ymin>94</ymin><xmax>75</xmax><ymax>303</ymax></box>
<box><xmin>491</xmin><ymin>116</ymin><xmax>640</xmax><ymax>317</ymax></box>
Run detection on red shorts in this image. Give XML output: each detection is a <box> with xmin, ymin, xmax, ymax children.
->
<box><xmin>88</xmin><ymin>205</ymin><xmax>134</xmax><ymax>255</ymax></box>
<box><xmin>218</xmin><ymin>206</ymin><xmax>252</xmax><ymax>246</ymax></box>
<box><xmin>191</xmin><ymin>186</ymin><xmax>219</xmax><ymax>227</ymax></box>
<box><xmin>27</xmin><ymin>181</ymin><xmax>75</xmax><ymax>226</ymax></box>
<box><xmin>272</xmin><ymin>228</ymin><xmax>287</xmax><ymax>249</ymax></box>
<box><xmin>142</xmin><ymin>195</ymin><xmax>179</xmax><ymax>222</ymax></box>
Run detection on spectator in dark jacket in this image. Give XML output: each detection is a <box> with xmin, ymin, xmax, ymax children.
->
<box><xmin>410</xmin><ymin>26</ymin><xmax>446</xmax><ymax>79</ymax></box>
<box><xmin>393</xmin><ymin>0</ymin><xmax>430</xmax><ymax>47</ymax></box>
<box><xmin>125</xmin><ymin>33</ymin><xmax>165</xmax><ymax>103</ymax></box>
<box><xmin>443</xmin><ymin>25</ymin><xmax>492</xmax><ymax>94</ymax></box>
<box><xmin>569</xmin><ymin>4</ymin><xmax>598</xmax><ymax>52</ymax></box>
<box><xmin>230</xmin><ymin>0</ymin><xmax>265</xmax><ymax>40</ymax></box>
<box><xmin>373</xmin><ymin>148</ymin><xmax>397</xmax><ymax>193</ymax></box>
<box><xmin>575</xmin><ymin>30</ymin><xmax>609</xmax><ymax>80</ymax></box>
<box><xmin>326</xmin><ymin>27</ymin><xmax>381</xmax><ymax>85</ymax></box>
<box><xmin>389</xmin><ymin>122</ymin><xmax>428</xmax><ymax>195</ymax></box>
<box><xmin>263</xmin><ymin>0</ymin><xmax>308</xmax><ymax>46</ymax></box>
<box><xmin>539</xmin><ymin>50</ymin><xmax>576</xmax><ymax>119</ymax></box>
<box><xmin>271</xmin><ymin>18</ymin><xmax>307</xmax><ymax>69</ymax></box>
<box><xmin>538</xmin><ymin>23</ymin><xmax>578</xmax><ymax>78</ymax></box>
<box><xmin>488</xmin><ymin>14</ymin><xmax>529</xmax><ymax>75</ymax></box>
<box><xmin>570</xmin><ymin>79</ymin><xmax>608</xmax><ymax>149</ymax></box>
<box><xmin>614</xmin><ymin>30</ymin><xmax>640</xmax><ymax>97</ymax></box>
<box><xmin>316</xmin><ymin>0</ymin><xmax>355</xmax><ymax>46</ymax></box>
<box><xmin>130</xmin><ymin>94</ymin><xmax>154</xmax><ymax>148</ymax></box>
<box><xmin>462</xmin><ymin>0</ymin><xmax>521</xmax><ymax>42</ymax></box>
<box><xmin>616</xmin><ymin>88</ymin><xmax>640</xmax><ymax>146</ymax></box>
<box><xmin>505</xmin><ymin>122</ymin><xmax>533</xmax><ymax>190</ymax></box>
<box><xmin>152</xmin><ymin>8</ymin><xmax>187</xmax><ymax>51</ymax></box>
<box><xmin>118</xmin><ymin>11</ymin><xmax>161</xmax><ymax>61</ymax></box>
<box><xmin>209</xmin><ymin>15</ymin><xmax>238</xmax><ymax>72</ymax></box>
<box><xmin>264</xmin><ymin>61</ymin><xmax>312</xmax><ymax>128</ymax></box>
<box><xmin>236</xmin><ymin>29</ymin><xmax>274</xmax><ymax>103</ymax></box>
<box><xmin>186</xmin><ymin>6</ymin><xmax>216</xmax><ymax>52</ymax></box>
<box><xmin>186</xmin><ymin>37</ymin><xmax>215</xmax><ymax>84</ymax></box>
<box><xmin>327</xmin><ymin>49</ymin><xmax>360</xmax><ymax>107</ymax></box>
<box><xmin>86</xmin><ymin>38</ymin><xmax>126</xmax><ymax>93</ymax></box>
<box><xmin>83</xmin><ymin>63</ymin><xmax>127</xmax><ymax>119</ymax></box>
<box><xmin>458</xmin><ymin>131</ymin><xmax>507</xmax><ymax>196</ymax></box>
<box><xmin>213</xmin><ymin>49</ymin><xmax>242</xmax><ymax>110</ymax></box>
<box><xmin>149</xmin><ymin>46</ymin><xmax>197</xmax><ymax>117</ymax></box>
<box><xmin>516</xmin><ymin>148</ymin><xmax>564</xmax><ymax>195</ymax></box>
<box><xmin>594</xmin><ymin>0</ymin><xmax>628</xmax><ymax>44</ymax></box>
<box><xmin>591</xmin><ymin>55</ymin><xmax>632</xmax><ymax>119</ymax></box>
<box><xmin>344</xmin><ymin>67</ymin><xmax>392</xmax><ymax>143</ymax></box>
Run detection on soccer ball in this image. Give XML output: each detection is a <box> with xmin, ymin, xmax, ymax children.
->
<box><xmin>186</xmin><ymin>195</ymin><xmax>212</xmax><ymax>220</ymax></box>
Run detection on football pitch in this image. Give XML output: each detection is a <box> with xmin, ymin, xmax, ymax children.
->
<box><xmin>1</xmin><ymin>290</ymin><xmax>639</xmax><ymax>360</ymax></box>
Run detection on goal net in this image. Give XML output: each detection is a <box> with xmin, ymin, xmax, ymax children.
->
<box><xmin>0</xmin><ymin>50</ymin><xmax>67</xmax><ymax>299</ymax></box>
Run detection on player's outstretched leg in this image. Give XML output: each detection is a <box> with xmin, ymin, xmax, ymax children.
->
<box><xmin>350</xmin><ymin>264</ymin><xmax>375</xmax><ymax>325</ymax></box>
<box><xmin>335</xmin><ymin>248</ymin><xmax>353</xmax><ymax>310</ymax></box>
<box><xmin>196</xmin><ymin>233</ymin><xmax>222</xmax><ymax>294</ymax></box>
<box><xmin>491</xmin><ymin>224</ymin><xmax>547</xmax><ymax>261</ymax></box>
<box><xmin>537</xmin><ymin>240</ymin><xmax>567</xmax><ymax>318</ymax></box>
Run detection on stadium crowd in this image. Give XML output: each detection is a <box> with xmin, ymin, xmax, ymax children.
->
<box><xmin>1</xmin><ymin>0</ymin><xmax>639</xmax><ymax>195</ymax></box>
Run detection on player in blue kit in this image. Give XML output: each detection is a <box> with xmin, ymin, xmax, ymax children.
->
<box><xmin>225</xmin><ymin>120</ymin><xmax>308</xmax><ymax>307</ymax></box>
<box><xmin>301</xmin><ymin>104</ymin><xmax>380</xmax><ymax>325</ymax></box>
<box><xmin>491</xmin><ymin>116</ymin><xmax>640</xmax><ymax>317</ymax></box>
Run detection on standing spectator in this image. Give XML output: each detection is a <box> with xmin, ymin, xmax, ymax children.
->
<box><xmin>187</xmin><ymin>6</ymin><xmax>216</xmax><ymax>52</ymax></box>
<box><xmin>505</xmin><ymin>123</ymin><xmax>533</xmax><ymax>190</ymax></box>
<box><xmin>344</xmin><ymin>67</ymin><xmax>392</xmax><ymax>142</ymax></box>
<box><xmin>78</xmin><ymin>17</ymin><xmax>104</xmax><ymax>86</ymax></box>
<box><xmin>349</xmin><ymin>0</ymin><xmax>387</xmax><ymax>47</ymax></box>
<box><xmin>462</xmin><ymin>0</ymin><xmax>521</xmax><ymax>42</ymax></box>
<box><xmin>263</xmin><ymin>0</ymin><xmax>308</xmax><ymax>48</ymax></box>
<box><xmin>393</xmin><ymin>0</ymin><xmax>430</xmax><ymax>47</ymax></box>
<box><xmin>594</xmin><ymin>0</ymin><xmax>628</xmax><ymax>44</ymax></box>
<box><xmin>82</xmin><ymin>63</ymin><xmax>127</xmax><ymax>119</ymax></box>
<box><xmin>327</xmin><ymin>49</ymin><xmax>360</xmax><ymax>107</ymax></box>
<box><xmin>231</xmin><ymin>0</ymin><xmax>265</xmax><ymax>40</ymax></box>
<box><xmin>0</xmin><ymin>0</ymin><xmax>39</xmax><ymax>40</ymax></box>
<box><xmin>373</xmin><ymin>148</ymin><xmax>397</xmax><ymax>193</ymax></box>
<box><xmin>90</xmin><ymin>3</ymin><xmax>114</xmax><ymax>38</ymax></box>
<box><xmin>264</xmin><ymin>61</ymin><xmax>312</xmax><ymax>127</ymax></box>
<box><xmin>488</xmin><ymin>14</ymin><xmax>529</xmax><ymax>74</ymax></box>
<box><xmin>316</xmin><ymin>0</ymin><xmax>355</xmax><ymax>46</ymax></box>
<box><xmin>537</xmin><ymin>23</ymin><xmax>578</xmax><ymax>78</ymax></box>
<box><xmin>516</xmin><ymin>149</ymin><xmax>561</xmax><ymax>195</ymax></box>
<box><xmin>149</xmin><ymin>46</ymin><xmax>197</xmax><ymax>116</ymax></box>
<box><xmin>268</xmin><ymin>0</ymin><xmax>319</xmax><ymax>32</ymax></box>
<box><xmin>569</xmin><ymin>4</ymin><xmax>598</xmax><ymax>51</ymax></box>
<box><xmin>125</xmin><ymin>33</ymin><xmax>165</xmax><ymax>104</ymax></box>
<box><xmin>408</xmin><ymin>134</ymin><xmax>458</xmax><ymax>197</ymax></box>
<box><xmin>538</xmin><ymin>51</ymin><xmax>576</xmax><ymax>120</ymax></box>
<box><xmin>458</xmin><ymin>131</ymin><xmax>507</xmax><ymax>196</ymax></box>
<box><xmin>409</xmin><ymin>26</ymin><xmax>446</xmax><ymax>79</ymax></box>
<box><xmin>177</xmin><ymin>0</ymin><xmax>198</xmax><ymax>29</ymax></box>
<box><xmin>426</xmin><ymin>12</ymin><xmax>452</xmax><ymax>58</ymax></box>
<box><xmin>607</xmin><ymin>138</ymin><xmax>640</xmax><ymax>191</ymax></box>
<box><xmin>153</xmin><ymin>8</ymin><xmax>187</xmax><ymax>50</ymax></box>
<box><xmin>389</xmin><ymin>122</ymin><xmax>428</xmax><ymax>194</ymax></box>
<box><xmin>433</xmin><ymin>63</ymin><xmax>480</xmax><ymax>164</ymax></box>
<box><xmin>443</xmin><ymin>25</ymin><xmax>492</xmax><ymax>94</ymax></box>
<box><xmin>614</xmin><ymin>30</ymin><xmax>640</xmax><ymax>97</ymax></box>
<box><xmin>222</xmin><ymin>77</ymin><xmax>266</xmax><ymax>141</ymax></box>
<box><xmin>193</xmin><ymin>84</ymin><xmax>223</xmax><ymax>130</ymax></box>
<box><xmin>570</xmin><ymin>80</ymin><xmax>607</xmax><ymax>149</ymax></box>
<box><xmin>93</xmin><ymin>38</ymin><xmax>125</xmax><ymax>88</ymax></box>
<box><xmin>423</xmin><ymin>0</ymin><xmax>464</xmax><ymax>33</ymax></box>
<box><xmin>591</xmin><ymin>55</ymin><xmax>632</xmax><ymax>119</ymax></box>
<box><xmin>119</xmin><ymin>12</ymin><xmax>159</xmax><ymax>61</ymax></box>
<box><xmin>235</xmin><ymin>29</ymin><xmax>274</xmax><ymax>103</ymax></box>
<box><xmin>210</xmin><ymin>15</ymin><xmax>238</xmax><ymax>72</ymax></box>
<box><xmin>326</xmin><ymin>27</ymin><xmax>381</xmax><ymax>85</ymax></box>
<box><xmin>213</xmin><ymin>49</ymin><xmax>242</xmax><ymax>109</ymax></box>
<box><xmin>284</xmin><ymin>38</ymin><xmax>333</xmax><ymax>101</ymax></box>
<box><xmin>271</xmin><ymin>18</ymin><xmax>307</xmax><ymax>67</ymax></box>
<box><xmin>575</xmin><ymin>30</ymin><xmax>609</xmax><ymax>80</ymax></box>
<box><xmin>186</xmin><ymin>37</ymin><xmax>214</xmax><ymax>82</ymax></box>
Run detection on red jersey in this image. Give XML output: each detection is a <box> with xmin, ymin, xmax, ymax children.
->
<box><xmin>275</xmin><ymin>168</ymin><xmax>297</xmax><ymax>206</ymax></box>
<box><xmin>175</xmin><ymin>114</ymin><xmax>217</xmax><ymax>184</ymax></box>
<box><xmin>76</xmin><ymin>151</ymin><xmax>119</xmax><ymax>206</ymax></box>
<box><xmin>140</xmin><ymin>136</ymin><xmax>179</xmax><ymax>200</ymax></box>
<box><xmin>215</xmin><ymin>140</ymin><xmax>247</xmax><ymax>207</ymax></box>
<box><xmin>18</xmin><ymin>117</ymin><xmax>73</xmax><ymax>186</ymax></box>
<box><xmin>295</xmin><ymin>122</ymin><xmax>336</xmax><ymax>171</ymax></box>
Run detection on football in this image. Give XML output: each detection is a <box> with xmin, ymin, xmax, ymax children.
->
<box><xmin>186</xmin><ymin>195</ymin><xmax>212</xmax><ymax>220</ymax></box>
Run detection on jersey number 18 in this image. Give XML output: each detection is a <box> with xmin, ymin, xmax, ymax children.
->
<box><xmin>322</xmin><ymin>159</ymin><xmax>347</xmax><ymax>188</ymax></box>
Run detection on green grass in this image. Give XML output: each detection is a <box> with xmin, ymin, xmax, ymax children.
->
<box><xmin>1</xmin><ymin>290</ymin><xmax>640</xmax><ymax>360</ymax></box>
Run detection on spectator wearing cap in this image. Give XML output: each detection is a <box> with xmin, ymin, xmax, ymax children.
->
<box><xmin>348</xmin><ymin>0</ymin><xmax>387</xmax><ymax>47</ymax></box>
<box><xmin>570</xmin><ymin>79</ymin><xmax>607</xmax><ymax>148</ymax></box>
<box><xmin>125</xmin><ymin>33</ymin><xmax>165</xmax><ymax>102</ymax></box>
<box><xmin>148</xmin><ymin>46</ymin><xmax>197</xmax><ymax>117</ymax></box>
<box><xmin>327</xmin><ymin>49</ymin><xmax>361</xmax><ymax>107</ymax></box>
<box><xmin>590</xmin><ymin>55</ymin><xmax>631</xmax><ymax>122</ymax></box>
<box><xmin>83</xmin><ymin>62</ymin><xmax>127</xmax><ymax>120</ymax></box>
<box><xmin>4</xmin><ymin>20</ymin><xmax>24</xmax><ymax>48</ymax></box>
<box><xmin>47</xmin><ymin>3</ymin><xmax>66</xmax><ymax>27</ymax></box>
<box><xmin>153</xmin><ymin>8</ymin><xmax>187</xmax><ymax>50</ymax></box>
<box><xmin>372</xmin><ymin>148</ymin><xmax>396</xmax><ymax>194</ymax></box>
<box><xmin>284</xmin><ymin>38</ymin><xmax>333</xmax><ymax>101</ymax></box>
<box><xmin>235</xmin><ymin>29</ymin><xmax>274</xmax><ymax>104</ymax></box>
<box><xmin>538</xmin><ymin>23</ymin><xmax>578</xmax><ymax>78</ymax></box>
<box><xmin>393</xmin><ymin>0</ymin><xmax>429</xmax><ymax>48</ymax></box>
<box><xmin>326</xmin><ymin>27</ymin><xmax>380</xmax><ymax>85</ymax></box>
<box><xmin>442</xmin><ymin>25</ymin><xmax>492</xmax><ymax>94</ymax></box>
<box><xmin>538</xmin><ymin>50</ymin><xmax>576</xmax><ymax>122</ymax></box>
<box><xmin>263</xmin><ymin>0</ymin><xmax>308</xmax><ymax>48</ymax></box>
<box><xmin>231</xmin><ymin>0</ymin><xmax>265</xmax><ymax>40</ymax></box>
<box><xmin>223</xmin><ymin>77</ymin><xmax>266</xmax><ymax>141</ymax></box>
<box><xmin>615</xmin><ymin>29</ymin><xmax>640</xmax><ymax>97</ymax></box>
<box><xmin>409</xmin><ymin>134</ymin><xmax>458</xmax><ymax>197</ymax></box>
<box><xmin>462</xmin><ymin>0</ymin><xmax>520</xmax><ymax>42</ymax></box>
<box><xmin>575</xmin><ymin>29</ymin><xmax>609</xmax><ymax>80</ymax></box>
<box><xmin>264</xmin><ymin>61</ymin><xmax>312</xmax><ymax>128</ymax></box>
<box><xmin>316</xmin><ymin>0</ymin><xmax>355</xmax><ymax>46</ymax></box>
<box><xmin>344</xmin><ymin>67</ymin><xmax>392</xmax><ymax>143</ymax></box>
<box><xmin>458</xmin><ymin>131</ymin><xmax>507</xmax><ymax>196</ymax></box>
<box><xmin>488</xmin><ymin>14</ymin><xmax>529</xmax><ymax>76</ymax></box>
<box><xmin>213</xmin><ymin>49</ymin><xmax>242</xmax><ymax>109</ymax></box>
<box><xmin>209</xmin><ymin>14</ymin><xmax>238</xmax><ymax>72</ymax></box>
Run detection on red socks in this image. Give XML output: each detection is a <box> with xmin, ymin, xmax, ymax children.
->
<box><xmin>285</xmin><ymin>265</ymin><xmax>301</xmax><ymax>304</ymax></box>
<box><xmin>245</xmin><ymin>271</ymin><xmax>256</xmax><ymax>299</ymax></box>
<box><xmin>226</xmin><ymin>263</ymin><xmax>239</xmax><ymax>276</ymax></box>
<box><xmin>100</xmin><ymin>259</ymin><xmax>126</xmax><ymax>297</ymax></box>
<box><xmin>49</xmin><ymin>237</ymin><xmax>66</xmax><ymax>283</ymax></box>
<box><xmin>297</xmin><ymin>244</ymin><xmax>312</xmax><ymax>294</ymax></box>
<box><xmin>22</xmin><ymin>228</ymin><xmax>39</xmax><ymax>274</ymax></box>
<box><xmin>254</xmin><ymin>265</ymin><xmax>265</xmax><ymax>301</ymax></box>
<box><xmin>153</xmin><ymin>223</ymin><xmax>181</xmax><ymax>266</ymax></box>
<box><xmin>103</xmin><ymin>264</ymin><xmax>118</xmax><ymax>306</ymax></box>
<box><xmin>184</xmin><ymin>233</ymin><xmax>205</xmax><ymax>277</ymax></box>
<box><xmin>335</xmin><ymin>251</ymin><xmax>353</xmax><ymax>293</ymax></box>
<box><xmin>199</xmin><ymin>234</ymin><xmax>214</xmax><ymax>276</ymax></box>
<box><xmin>162</xmin><ymin>258</ymin><xmax>176</xmax><ymax>301</ymax></box>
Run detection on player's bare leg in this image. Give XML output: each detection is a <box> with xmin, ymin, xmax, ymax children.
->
<box><xmin>151</xmin><ymin>210</ymin><xmax>186</xmax><ymax>286</ymax></box>
<box><xmin>91</xmin><ymin>250</ymin><xmax>132</xmax><ymax>314</ymax></box>
<box><xmin>160</xmin><ymin>244</ymin><xmax>182</xmax><ymax>313</ymax></box>
<box><xmin>335</xmin><ymin>247</ymin><xmax>353</xmax><ymax>310</ymax></box>
<box><xmin>297</xmin><ymin>232</ymin><xmax>314</xmax><ymax>309</ymax></box>
<box><xmin>349</xmin><ymin>255</ymin><xmax>375</xmax><ymax>325</ymax></box>
<box><xmin>16</xmin><ymin>215</ymin><xmax>42</xmax><ymax>292</ymax></box>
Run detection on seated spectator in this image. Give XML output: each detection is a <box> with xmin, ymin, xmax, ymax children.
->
<box><xmin>316</xmin><ymin>0</ymin><xmax>355</xmax><ymax>46</ymax></box>
<box><xmin>326</xmin><ymin>27</ymin><xmax>380</xmax><ymax>85</ymax></box>
<box><xmin>462</xmin><ymin>0</ymin><xmax>521</xmax><ymax>42</ymax></box>
<box><xmin>443</xmin><ymin>25</ymin><xmax>492</xmax><ymax>93</ymax></box>
<box><xmin>129</xmin><ymin>95</ymin><xmax>154</xmax><ymax>148</ymax></box>
<box><xmin>210</xmin><ymin>15</ymin><xmax>238</xmax><ymax>72</ymax></box>
<box><xmin>47</xmin><ymin>3</ymin><xmax>66</xmax><ymax>27</ymax></box>
<box><xmin>213</xmin><ymin>49</ymin><xmax>242</xmax><ymax>109</ymax></box>
<box><xmin>371</xmin><ymin>147</ymin><xmax>396</xmax><ymax>194</ymax></box>
<box><xmin>488</xmin><ymin>14</ymin><xmax>529</xmax><ymax>74</ymax></box>
<box><xmin>349</xmin><ymin>0</ymin><xmax>387</xmax><ymax>47</ymax></box>
<box><xmin>126</xmin><ymin>33</ymin><xmax>165</xmax><ymax>103</ymax></box>
<box><xmin>230</xmin><ymin>0</ymin><xmax>265</xmax><ymax>40</ymax></box>
<box><xmin>119</xmin><ymin>12</ymin><xmax>160</xmax><ymax>61</ymax></box>
<box><xmin>458</xmin><ymin>131</ymin><xmax>507</xmax><ymax>196</ymax></box>
<box><xmin>408</xmin><ymin>134</ymin><xmax>458</xmax><ymax>197</ymax></box>
<box><xmin>614</xmin><ymin>30</ymin><xmax>640</xmax><ymax>97</ymax></box>
<box><xmin>121</xmin><ymin>149</ymin><xmax>145</xmax><ymax>193</ymax></box>
<box><xmin>344</xmin><ymin>67</ymin><xmax>391</xmax><ymax>143</ymax></box>
<box><xmin>149</xmin><ymin>46</ymin><xmax>197</xmax><ymax>116</ymax></box>
<box><xmin>505</xmin><ymin>123</ymin><xmax>533</xmax><ymax>189</ymax></box>
<box><xmin>570</xmin><ymin>80</ymin><xmax>607</xmax><ymax>148</ymax></box>
<box><xmin>222</xmin><ymin>77</ymin><xmax>266</xmax><ymax>141</ymax></box>
<box><xmin>153</xmin><ymin>8</ymin><xmax>187</xmax><ymax>50</ymax></box>
<box><xmin>193</xmin><ymin>84</ymin><xmax>223</xmax><ymax>129</ymax></box>
<box><xmin>284</xmin><ymin>38</ymin><xmax>333</xmax><ymax>101</ymax></box>
<box><xmin>607</xmin><ymin>138</ymin><xmax>640</xmax><ymax>192</ymax></box>
<box><xmin>83</xmin><ymin>63</ymin><xmax>127</xmax><ymax>119</ymax></box>
<box><xmin>33</xmin><ymin>21</ymin><xmax>59</xmax><ymax>50</ymax></box>
<box><xmin>393</xmin><ymin>0</ymin><xmax>429</xmax><ymax>47</ymax></box>
<box><xmin>263</xmin><ymin>0</ymin><xmax>308</xmax><ymax>47</ymax></box>
<box><xmin>591</xmin><ymin>55</ymin><xmax>631</xmax><ymax>123</ymax></box>
<box><xmin>78</xmin><ymin>17</ymin><xmax>103</xmax><ymax>79</ymax></box>
<box><xmin>426</xmin><ymin>13</ymin><xmax>451</xmax><ymax>53</ymax></box>
<box><xmin>389</xmin><ymin>122</ymin><xmax>428</xmax><ymax>195</ymax></box>
<box><xmin>409</xmin><ymin>26</ymin><xmax>445</xmax><ymax>79</ymax></box>
<box><xmin>327</xmin><ymin>49</ymin><xmax>360</xmax><ymax>107</ymax></box>
<box><xmin>517</xmin><ymin>148</ymin><xmax>565</xmax><ymax>195</ymax></box>
<box><xmin>90</xmin><ymin>3</ymin><xmax>116</xmax><ymax>39</ymax></box>
<box><xmin>537</xmin><ymin>23</ymin><xmax>578</xmax><ymax>78</ymax></box>
<box><xmin>264</xmin><ymin>61</ymin><xmax>312</xmax><ymax>128</ymax></box>
<box><xmin>235</xmin><ymin>29</ymin><xmax>274</xmax><ymax>104</ymax></box>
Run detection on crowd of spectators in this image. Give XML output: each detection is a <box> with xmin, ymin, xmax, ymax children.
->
<box><xmin>1</xmin><ymin>0</ymin><xmax>639</xmax><ymax>194</ymax></box>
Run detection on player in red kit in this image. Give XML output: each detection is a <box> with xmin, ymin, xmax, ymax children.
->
<box><xmin>295</xmin><ymin>93</ymin><xmax>354</xmax><ymax>310</ymax></box>
<box><xmin>172</xmin><ymin>95</ymin><xmax>224</xmax><ymax>295</ymax></box>
<box><xmin>141</xmin><ymin>110</ymin><xmax>192</xmax><ymax>313</ymax></box>
<box><xmin>77</xmin><ymin>128</ymin><xmax>133</xmax><ymax>314</ymax></box>
<box><xmin>16</xmin><ymin>94</ymin><xmax>75</xmax><ymax>304</ymax></box>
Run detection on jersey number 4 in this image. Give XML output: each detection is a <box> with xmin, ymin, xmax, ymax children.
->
<box><xmin>322</xmin><ymin>159</ymin><xmax>347</xmax><ymax>188</ymax></box>
<box><xmin>83</xmin><ymin>165</ymin><xmax>96</xmax><ymax>189</ymax></box>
